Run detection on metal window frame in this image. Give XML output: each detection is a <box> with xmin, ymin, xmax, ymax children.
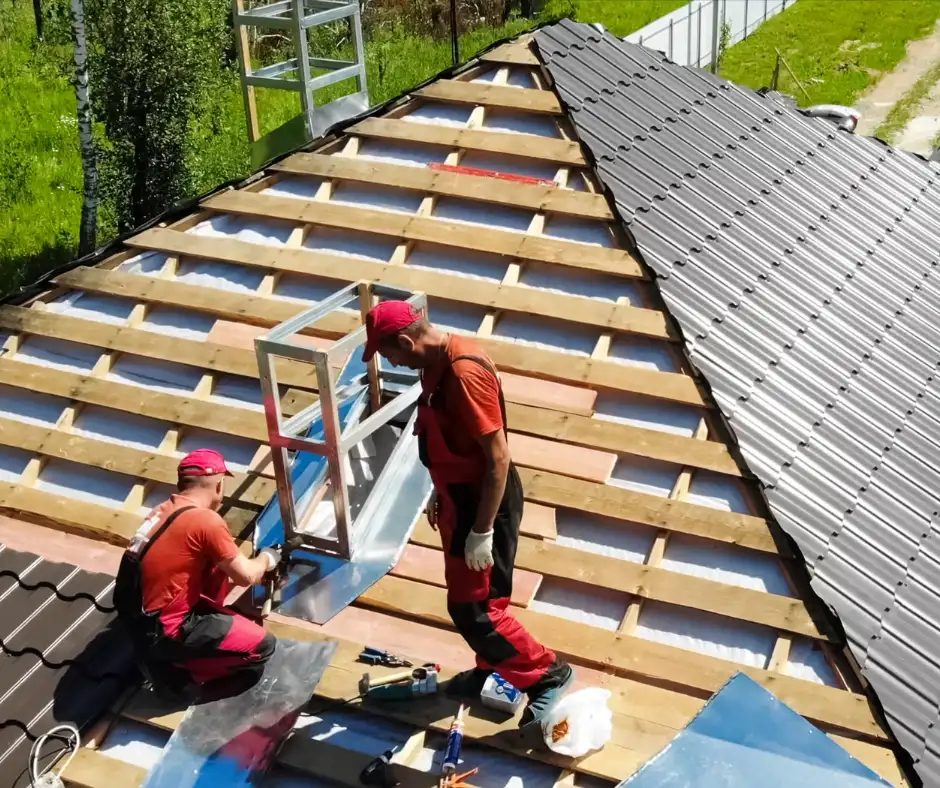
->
<box><xmin>254</xmin><ymin>281</ymin><xmax>426</xmax><ymax>561</ymax></box>
<box><xmin>233</xmin><ymin>0</ymin><xmax>369</xmax><ymax>146</ymax></box>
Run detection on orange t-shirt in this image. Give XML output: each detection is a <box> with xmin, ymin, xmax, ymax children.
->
<box><xmin>139</xmin><ymin>495</ymin><xmax>239</xmax><ymax>633</ymax></box>
<box><xmin>426</xmin><ymin>335</ymin><xmax>505</xmax><ymax>459</ymax></box>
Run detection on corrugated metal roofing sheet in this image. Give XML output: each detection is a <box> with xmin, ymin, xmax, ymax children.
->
<box><xmin>0</xmin><ymin>544</ymin><xmax>135</xmax><ymax>787</ymax></box>
<box><xmin>535</xmin><ymin>19</ymin><xmax>940</xmax><ymax>785</ymax></box>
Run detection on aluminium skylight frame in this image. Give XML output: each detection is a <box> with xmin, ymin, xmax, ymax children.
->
<box><xmin>254</xmin><ymin>281</ymin><xmax>425</xmax><ymax>560</ymax></box>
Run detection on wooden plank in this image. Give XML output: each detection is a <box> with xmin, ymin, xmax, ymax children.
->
<box><xmin>358</xmin><ymin>575</ymin><xmax>885</xmax><ymax>740</ymax></box>
<box><xmin>517</xmin><ymin>467</ymin><xmax>781</xmax><ymax>554</ymax></box>
<box><xmin>351</xmin><ymin>117</ymin><xmax>586</xmax><ymax>166</ymax></box>
<box><xmin>507</xmin><ymin>402</ymin><xmax>741</xmax><ymax>476</ymax></box>
<box><xmin>0</xmin><ymin>416</ymin><xmax>273</xmax><ymax>506</ymax></box>
<box><xmin>63</xmin><ymin>264</ymin><xmax>706</xmax><ymax>408</ymax></box>
<box><xmin>510</xmin><ymin>432</ymin><xmax>616</xmax><ymax>483</ymax></box>
<box><xmin>0</xmin><ymin>356</ymin><xmax>269</xmax><ymax>443</ymax></box>
<box><xmin>55</xmin><ymin>265</ymin><xmax>352</xmax><ymax>338</ymax></box>
<box><xmin>480</xmin><ymin>38</ymin><xmax>540</xmax><ymax>66</ymax></box>
<box><xmin>201</xmin><ymin>190</ymin><xmax>643</xmax><ymax>279</ymax></box>
<box><xmin>0</xmin><ymin>481</ymin><xmax>142</xmax><ymax>543</ymax></box>
<box><xmin>0</xmin><ymin>305</ymin><xmax>321</xmax><ymax>390</ymax></box>
<box><xmin>500</xmin><ymin>372</ymin><xmax>597</xmax><ymax>416</ymax></box>
<box><xmin>409</xmin><ymin>519</ymin><xmax>825</xmax><ymax>639</ymax></box>
<box><xmin>128</xmin><ymin>226</ymin><xmax>657</xmax><ymax>339</ymax></box>
<box><xmin>415</xmin><ymin>79</ymin><xmax>562</xmax><ymax>115</ymax></box>
<box><xmin>63</xmin><ymin>748</ymin><xmax>146</xmax><ymax>788</ymax></box>
<box><xmin>273</xmin><ymin>152</ymin><xmax>613</xmax><ymax>220</ymax></box>
<box><xmin>483</xmin><ymin>342</ymin><xmax>706</xmax><ymax>406</ymax></box>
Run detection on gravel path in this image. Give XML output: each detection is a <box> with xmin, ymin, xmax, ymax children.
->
<box><xmin>854</xmin><ymin>20</ymin><xmax>940</xmax><ymax>137</ymax></box>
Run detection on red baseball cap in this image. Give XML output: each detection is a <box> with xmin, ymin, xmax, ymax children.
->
<box><xmin>362</xmin><ymin>300</ymin><xmax>421</xmax><ymax>362</ymax></box>
<box><xmin>178</xmin><ymin>448</ymin><xmax>234</xmax><ymax>478</ymax></box>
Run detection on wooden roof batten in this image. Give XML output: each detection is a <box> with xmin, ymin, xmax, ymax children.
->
<box><xmin>2</xmin><ymin>33</ymin><xmax>906</xmax><ymax>788</ymax></box>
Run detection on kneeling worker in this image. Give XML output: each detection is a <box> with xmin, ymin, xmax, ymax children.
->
<box><xmin>116</xmin><ymin>448</ymin><xmax>282</xmax><ymax>697</ymax></box>
<box><xmin>361</xmin><ymin>301</ymin><xmax>573</xmax><ymax>726</ymax></box>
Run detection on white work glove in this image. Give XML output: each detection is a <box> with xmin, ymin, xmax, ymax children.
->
<box><xmin>259</xmin><ymin>547</ymin><xmax>281</xmax><ymax>572</ymax></box>
<box><xmin>465</xmin><ymin>530</ymin><xmax>494</xmax><ymax>572</ymax></box>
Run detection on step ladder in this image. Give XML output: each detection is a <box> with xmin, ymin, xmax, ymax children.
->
<box><xmin>233</xmin><ymin>0</ymin><xmax>369</xmax><ymax>166</ymax></box>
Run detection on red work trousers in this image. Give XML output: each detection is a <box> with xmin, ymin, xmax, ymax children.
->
<box><xmin>438</xmin><ymin>465</ymin><xmax>556</xmax><ymax>690</ymax></box>
<box><xmin>153</xmin><ymin>572</ymin><xmax>275</xmax><ymax>686</ymax></box>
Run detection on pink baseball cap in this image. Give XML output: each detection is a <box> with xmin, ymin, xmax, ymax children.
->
<box><xmin>361</xmin><ymin>300</ymin><xmax>421</xmax><ymax>362</ymax></box>
<box><xmin>178</xmin><ymin>448</ymin><xmax>234</xmax><ymax>477</ymax></box>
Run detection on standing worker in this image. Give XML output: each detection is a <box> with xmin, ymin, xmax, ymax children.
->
<box><xmin>116</xmin><ymin>449</ymin><xmax>284</xmax><ymax>699</ymax></box>
<box><xmin>361</xmin><ymin>301</ymin><xmax>573</xmax><ymax>726</ymax></box>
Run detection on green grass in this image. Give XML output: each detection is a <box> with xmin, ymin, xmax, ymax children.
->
<box><xmin>1</xmin><ymin>0</ymin><xmax>680</xmax><ymax>293</ymax></box>
<box><xmin>0</xmin><ymin>6</ymin><xmax>85</xmax><ymax>296</ymax></box>
<box><xmin>875</xmin><ymin>59</ymin><xmax>940</xmax><ymax>142</ymax></box>
<box><xmin>543</xmin><ymin>0</ymin><xmax>686</xmax><ymax>36</ymax></box>
<box><xmin>720</xmin><ymin>0</ymin><xmax>940</xmax><ymax>107</ymax></box>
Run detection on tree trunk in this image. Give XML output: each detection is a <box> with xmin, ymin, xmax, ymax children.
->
<box><xmin>33</xmin><ymin>0</ymin><xmax>42</xmax><ymax>39</ymax></box>
<box><xmin>70</xmin><ymin>0</ymin><xmax>98</xmax><ymax>254</ymax></box>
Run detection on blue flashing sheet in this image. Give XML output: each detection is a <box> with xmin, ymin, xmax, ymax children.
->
<box><xmin>623</xmin><ymin>673</ymin><xmax>891</xmax><ymax>787</ymax></box>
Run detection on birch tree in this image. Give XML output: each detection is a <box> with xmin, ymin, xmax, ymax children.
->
<box><xmin>70</xmin><ymin>0</ymin><xmax>98</xmax><ymax>253</ymax></box>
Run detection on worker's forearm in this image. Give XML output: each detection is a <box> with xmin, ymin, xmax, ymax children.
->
<box><xmin>473</xmin><ymin>457</ymin><xmax>509</xmax><ymax>534</ymax></box>
<box><xmin>245</xmin><ymin>557</ymin><xmax>271</xmax><ymax>586</ymax></box>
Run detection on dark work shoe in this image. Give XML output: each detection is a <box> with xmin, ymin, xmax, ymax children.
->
<box><xmin>445</xmin><ymin>668</ymin><xmax>492</xmax><ymax>700</ymax></box>
<box><xmin>519</xmin><ymin>661</ymin><xmax>575</xmax><ymax>728</ymax></box>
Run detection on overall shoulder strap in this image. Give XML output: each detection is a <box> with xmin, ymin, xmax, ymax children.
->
<box><xmin>138</xmin><ymin>505</ymin><xmax>197</xmax><ymax>563</ymax></box>
<box><xmin>451</xmin><ymin>354</ymin><xmax>508</xmax><ymax>435</ymax></box>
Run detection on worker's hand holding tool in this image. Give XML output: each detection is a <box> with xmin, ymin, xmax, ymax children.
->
<box><xmin>464</xmin><ymin>529</ymin><xmax>494</xmax><ymax>571</ymax></box>
<box><xmin>259</xmin><ymin>546</ymin><xmax>281</xmax><ymax>572</ymax></box>
<box><xmin>426</xmin><ymin>489</ymin><xmax>439</xmax><ymax>531</ymax></box>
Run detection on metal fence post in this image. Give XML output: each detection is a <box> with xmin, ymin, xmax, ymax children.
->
<box><xmin>668</xmin><ymin>17</ymin><xmax>674</xmax><ymax>60</ymax></box>
<box><xmin>697</xmin><ymin>1</ymin><xmax>702</xmax><ymax>66</ymax></box>
<box><xmin>710</xmin><ymin>0</ymin><xmax>720</xmax><ymax>73</ymax></box>
<box><xmin>744</xmin><ymin>0</ymin><xmax>749</xmax><ymax>37</ymax></box>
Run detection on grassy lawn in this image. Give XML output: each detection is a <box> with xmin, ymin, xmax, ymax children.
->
<box><xmin>0</xmin><ymin>7</ymin><xmax>84</xmax><ymax>295</ymax></box>
<box><xmin>0</xmin><ymin>0</ymin><xmax>680</xmax><ymax>294</ymax></box>
<box><xmin>720</xmin><ymin>0</ymin><xmax>940</xmax><ymax>107</ymax></box>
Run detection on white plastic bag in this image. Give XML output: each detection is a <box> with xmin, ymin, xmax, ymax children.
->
<box><xmin>541</xmin><ymin>687</ymin><xmax>613</xmax><ymax>757</ymax></box>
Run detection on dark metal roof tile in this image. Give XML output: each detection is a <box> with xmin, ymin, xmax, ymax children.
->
<box><xmin>0</xmin><ymin>546</ymin><xmax>134</xmax><ymax>788</ymax></box>
<box><xmin>537</xmin><ymin>23</ymin><xmax>940</xmax><ymax>780</ymax></box>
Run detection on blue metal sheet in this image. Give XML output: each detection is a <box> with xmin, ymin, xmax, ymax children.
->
<box><xmin>142</xmin><ymin>638</ymin><xmax>337</xmax><ymax>788</ymax></box>
<box><xmin>622</xmin><ymin>673</ymin><xmax>890</xmax><ymax>787</ymax></box>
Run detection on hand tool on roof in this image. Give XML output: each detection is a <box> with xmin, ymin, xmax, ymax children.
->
<box><xmin>358</xmin><ymin>647</ymin><xmax>412</xmax><ymax>667</ymax></box>
<box><xmin>440</xmin><ymin>705</ymin><xmax>478</xmax><ymax>788</ymax></box>
<box><xmin>259</xmin><ymin>535</ymin><xmax>306</xmax><ymax>617</ymax></box>
<box><xmin>359</xmin><ymin>748</ymin><xmax>400</xmax><ymax>788</ymax></box>
<box><xmin>366</xmin><ymin>665</ymin><xmax>439</xmax><ymax>700</ymax></box>
<box><xmin>359</xmin><ymin>663</ymin><xmax>442</xmax><ymax>696</ymax></box>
